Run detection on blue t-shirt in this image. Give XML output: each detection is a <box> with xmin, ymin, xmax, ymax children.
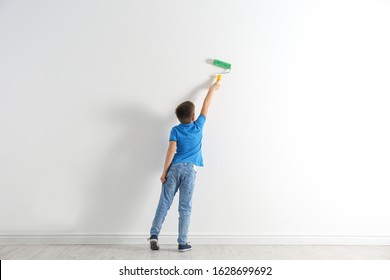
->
<box><xmin>169</xmin><ymin>114</ymin><xmax>206</xmax><ymax>166</ymax></box>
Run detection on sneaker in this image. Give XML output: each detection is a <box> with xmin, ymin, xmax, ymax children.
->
<box><xmin>148</xmin><ymin>235</ymin><xmax>159</xmax><ymax>250</ymax></box>
<box><xmin>178</xmin><ymin>243</ymin><xmax>192</xmax><ymax>252</ymax></box>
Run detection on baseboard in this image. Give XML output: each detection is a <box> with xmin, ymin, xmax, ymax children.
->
<box><xmin>1</xmin><ymin>234</ymin><xmax>389</xmax><ymax>245</ymax></box>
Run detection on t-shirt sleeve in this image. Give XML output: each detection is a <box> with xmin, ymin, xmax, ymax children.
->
<box><xmin>194</xmin><ymin>114</ymin><xmax>206</xmax><ymax>128</ymax></box>
<box><xmin>169</xmin><ymin>128</ymin><xmax>177</xmax><ymax>142</ymax></box>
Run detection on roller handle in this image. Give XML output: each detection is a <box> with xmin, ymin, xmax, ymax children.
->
<box><xmin>217</xmin><ymin>74</ymin><xmax>222</xmax><ymax>81</ymax></box>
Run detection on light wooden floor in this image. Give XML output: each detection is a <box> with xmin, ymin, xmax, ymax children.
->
<box><xmin>1</xmin><ymin>245</ymin><xmax>389</xmax><ymax>260</ymax></box>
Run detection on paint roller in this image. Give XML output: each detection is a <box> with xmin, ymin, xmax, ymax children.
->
<box><xmin>212</xmin><ymin>59</ymin><xmax>231</xmax><ymax>81</ymax></box>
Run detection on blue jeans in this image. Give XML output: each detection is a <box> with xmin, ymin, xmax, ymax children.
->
<box><xmin>150</xmin><ymin>162</ymin><xmax>197</xmax><ymax>245</ymax></box>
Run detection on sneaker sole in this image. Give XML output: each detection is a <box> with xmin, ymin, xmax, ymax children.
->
<box><xmin>178</xmin><ymin>248</ymin><xmax>192</xmax><ymax>252</ymax></box>
<box><xmin>150</xmin><ymin>240</ymin><xmax>159</xmax><ymax>250</ymax></box>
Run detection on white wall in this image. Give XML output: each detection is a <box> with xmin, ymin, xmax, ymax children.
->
<box><xmin>1</xmin><ymin>0</ymin><xmax>390</xmax><ymax>244</ymax></box>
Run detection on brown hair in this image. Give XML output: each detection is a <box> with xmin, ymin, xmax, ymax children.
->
<box><xmin>175</xmin><ymin>101</ymin><xmax>195</xmax><ymax>124</ymax></box>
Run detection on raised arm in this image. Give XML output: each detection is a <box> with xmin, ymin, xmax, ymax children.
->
<box><xmin>200</xmin><ymin>79</ymin><xmax>221</xmax><ymax>117</ymax></box>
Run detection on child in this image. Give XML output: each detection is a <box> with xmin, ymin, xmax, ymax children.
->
<box><xmin>148</xmin><ymin>78</ymin><xmax>221</xmax><ymax>252</ymax></box>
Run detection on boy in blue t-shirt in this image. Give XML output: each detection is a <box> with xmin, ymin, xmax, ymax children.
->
<box><xmin>149</xmin><ymin>79</ymin><xmax>221</xmax><ymax>252</ymax></box>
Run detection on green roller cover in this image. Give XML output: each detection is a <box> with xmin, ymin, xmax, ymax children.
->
<box><xmin>213</xmin><ymin>59</ymin><xmax>231</xmax><ymax>69</ymax></box>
